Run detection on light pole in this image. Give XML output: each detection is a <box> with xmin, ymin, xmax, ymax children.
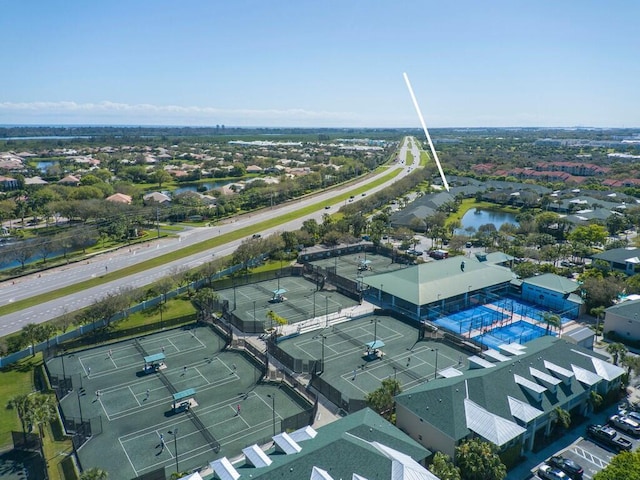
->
<box><xmin>325</xmin><ymin>295</ymin><xmax>331</xmax><ymax>326</ymax></box>
<box><xmin>267</xmin><ymin>394</ymin><xmax>276</xmax><ymax>436</ymax></box>
<box><xmin>76</xmin><ymin>386</ymin><xmax>85</xmax><ymax>424</ymax></box>
<box><xmin>253</xmin><ymin>300</ymin><xmax>257</xmax><ymax>323</ymax></box>
<box><xmin>168</xmin><ymin>428</ymin><xmax>179</xmax><ymax>473</ymax></box>
<box><xmin>312</xmin><ymin>289</ymin><xmax>317</xmax><ymax>319</ymax></box>
<box><xmin>431</xmin><ymin>348</ymin><xmax>439</xmax><ymax>380</ymax></box>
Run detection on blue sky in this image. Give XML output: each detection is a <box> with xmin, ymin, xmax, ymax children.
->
<box><xmin>1</xmin><ymin>1</ymin><xmax>638</xmax><ymax>128</ymax></box>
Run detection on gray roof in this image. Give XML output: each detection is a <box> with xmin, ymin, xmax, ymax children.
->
<box><xmin>395</xmin><ymin>337</ymin><xmax>623</xmax><ymax>445</ymax></box>
<box><xmin>592</xmin><ymin>247</ymin><xmax>640</xmax><ymax>264</ymax></box>
<box><xmin>364</xmin><ymin>258</ymin><xmax>514</xmax><ymax>306</ymax></box>
<box><xmin>605</xmin><ymin>298</ymin><xmax>640</xmax><ymax>318</ymax></box>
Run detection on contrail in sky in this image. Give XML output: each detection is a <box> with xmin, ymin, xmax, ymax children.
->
<box><xmin>403</xmin><ymin>72</ymin><xmax>450</xmax><ymax>192</ymax></box>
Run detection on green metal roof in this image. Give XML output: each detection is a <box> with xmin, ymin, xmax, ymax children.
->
<box><xmin>522</xmin><ymin>273</ymin><xmax>580</xmax><ymax>295</ymax></box>
<box><xmin>245</xmin><ymin>408</ymin><xmax>430</xmax><ymax>479</ymax></box>
<box><xmin>363</xmin><ymin>258</ymin><xmax>514</xmax><ymax>305</ymax></box>
<box><xmin>395</xmin><ymin>337</ymin><xmax>621</xmax><ymax>444</ymax></box>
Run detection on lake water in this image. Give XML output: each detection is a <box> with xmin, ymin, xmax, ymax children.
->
<box><xmin>173</xmin><ymin>181</ymin><xmax>235</xmax><ymax>195</ymax></box>
<box><xmin>457</xmin><ymin>208</ymin><xmax>518</xmax><ymax>233</ymax></box>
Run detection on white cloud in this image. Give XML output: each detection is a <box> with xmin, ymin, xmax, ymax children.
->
<box><xmin>0</xmin><ymin>101</ymin><xmax>372</xmax><ymax>127</ymax></box>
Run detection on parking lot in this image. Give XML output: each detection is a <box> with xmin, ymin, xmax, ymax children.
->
<box><xmin>526</xmin><ymin>409</ymin><xmax>640</xmax><ymax>480</ymax></box>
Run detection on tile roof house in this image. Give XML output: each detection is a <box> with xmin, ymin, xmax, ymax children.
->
<box><xmin>105</xmin><ymin>193</ymin><xmax>132</xmax><ymax>204</ymax></box>
<box><xmin>58</xmin><ymin>174</ymin><xmax>81</xmax><ymax>186</ymax></box>
<box><xmin>395</xmin><ymin>337</ymin><xmax>624</xmax><ymax>460</ymax></box>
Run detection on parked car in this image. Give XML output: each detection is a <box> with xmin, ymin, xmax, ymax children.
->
<box><xmin>586</xmin><ymin>424</ymin><xmax>633</xmax><ymax>452</ymax></box>
<box><xmin>547</xmin><ymin>455</ymin><xmax>583</xmax><ymax>479</ymax></box>
<box><xmin>609</xmin><ymin>414</ymin><xmax>640</xmax><ymax>436</ymax></box>
<box><xmin>538</xmin><ymin>464</ymin><xmax>567</xmax><ymax>480</ymax></box>
<box><xmin>428</xmin><ymin>249</ymin><xmax>449</xmax><ymax>260</ymax></box>
<box><xmin>624</xmin><ymin>410</ymin><xmax>640</xmax><ymax>424</ymax></box>
<box><xmin>465</xmin><ymin>241</ymin><xmax>473</xmax><ymax>248</ymax></box>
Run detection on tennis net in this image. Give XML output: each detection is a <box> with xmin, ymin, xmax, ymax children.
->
<box><xmin>187</xmin><ymin>410</ymin><xmax>221</xmax><ymax>453</ymax></box>
<box><xmin>333</xmin><ymin>328</ymin><xmax>424</xmax><ymax>383</ymax></box>
<box><xmin>134</xmin><ymin>339</ymin><xmax>219</xmax><ymax>451</ymax></box>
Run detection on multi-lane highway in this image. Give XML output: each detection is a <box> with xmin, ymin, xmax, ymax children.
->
<box><xmin>0</xmin><ymin>137</ymin><xmax>421</xmax><ymax>336</ymax></box>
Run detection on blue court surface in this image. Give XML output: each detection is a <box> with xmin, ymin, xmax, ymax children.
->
<box><xmin>432</xmin><ymin>305</ymin><xmax>506</xmax><ymax>335</ymax></box>
<box><xmin>473</xmin><ymin>321</ymin><xmax>554</xmax><ymax>349</ymax></box>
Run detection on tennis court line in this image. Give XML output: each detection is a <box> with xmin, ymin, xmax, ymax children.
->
<box><xmin>129</xmin><ymin>386</ymin><xmax>142</xmax><ymax>407</ymax></box>
<box><xmin>107</xmin><ymin>374</ymin><xmax>239</xmax><ymax>421</ymax></box>
<box><xmin>192</xmin><ymin>366</ymin><xmax>211</xmax><ymax>386</ymax></box>
<box><xmin>118</xmin><ymin>436</ymin><xmax>139</xmax><ymax>477</ymax></box>
<box><xmin>120</xmin><ymin>418</ymin><xmax>211</xmax><ymax>476</ymax></box>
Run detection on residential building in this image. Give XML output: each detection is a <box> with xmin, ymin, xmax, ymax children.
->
<box><xmin>604</xmin><ymin>298</ymin><xmax>640</xmax><ymax>340</ymax></box>
<box><xmin>395</xmin><ymin>337</ymin><xmax>624</xmax><ymax>460</ymax></box>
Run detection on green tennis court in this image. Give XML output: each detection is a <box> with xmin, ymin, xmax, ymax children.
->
<box><xmin>310</xmin><ymin>252</ymin><xmax>405</xmax><ymax>281</ymax></box>
<box><xmin>216</xmin><ymin>276</ymin><xmax>359</xmax><ymax>326</ymax></box>
<box><xmin>278</xmin><ymin>315</ymin><xmax>467</xmax><ymax>400</ymax></box>
<box><xmin>47</xmin><ymin>324</ymin><xmax>310</xmax><ymax>479</ymax></box>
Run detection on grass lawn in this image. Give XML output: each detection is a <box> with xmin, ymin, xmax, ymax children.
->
<box><xmin>420</xmin><ymin>151</ymin><xmax>429</xmax><ymax>167</ymax></box>
<box><xmin>0</xmin><ymin>355</ymin><xmax>39</xmax><ymax>449</ymax></box>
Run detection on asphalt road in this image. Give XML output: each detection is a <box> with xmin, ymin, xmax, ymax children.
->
<box><xmin>0</xmin><ymin>137</ymin><xmax>421</xmax><ymax>336</ymax></box>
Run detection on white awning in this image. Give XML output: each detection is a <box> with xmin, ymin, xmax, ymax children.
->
<box><xmin>464</xmin><ymin>399</ymin><xmax>526</xmax><ymax>447</ymax></box>
<box><xmin>209</xmin><ymin>457</ymin><xmax>240</xmax><ymax>480</ymax></box>
<box><xmin>290</xmin><ymin>425</ymin><xmax>318</xmax><ymax>442</ymax></box>
<box><xmin>242</xmin><ymin>444</ymin><xmax>272</xmax><ymax>468</ymax></box>
<box><xmin>311</xmin><ymin>466</ymin><xmax>334</xmax><ymax>480</ymax></box>
<box><xmin>273</xmin><ymin>432</ymin><xmax>302</xmax><ymax>454</ymax></box>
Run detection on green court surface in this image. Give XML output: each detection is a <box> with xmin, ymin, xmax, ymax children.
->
<box><xmin>47</xmin><ymin>325</ymin><xmax>308</xmax><ymax>479</ymax></box>
<box><xmin>311</xmin><ymin>252</ymin><xmax>405</xmax><ymax>281</ymax></box>
<box><xmin>278</xmin><ymin>315</ymin><xmax>467</xmax><ymax>401</ymax></box>
<box><xmin>216</xmin><ymin>276</ymin><xmax>360</xmax><ymax>326</ymax></box>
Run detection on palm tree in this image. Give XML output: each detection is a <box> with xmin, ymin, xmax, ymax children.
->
<box><xmin>542</xmin><ymin>312</ymin><xmax>562</xmax><ymax>335</ymax></box>
<box><xmin>80</xmin><ymin>467</ymin><xmax>109</xmax><ymax>480</ymax></box>
<box><xmin>7</xmin><ymin>393</ymin><xmax>33</xmax><ymax>444</ymax></box>
<box><xmin>552</xmin><ymin>407</ymin><xmax>571</xmax><ymax>433</ymax></box>
<box><xmin>606</xmin><ymin>342</ymin><xmax>628</xmax><ymax>366</ymax></box>
<box><xmin>590</xmin><ymin>306</ymin><xmax>606</xmax><ymax>340</ymax></box>
<box><xmin>588</xmin><ymin>390</ymin><xmax>603</xmax><ymax>412</ymax></box>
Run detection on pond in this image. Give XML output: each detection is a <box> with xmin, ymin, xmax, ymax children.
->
<box><xmin>172</xmin><ymin>181</ymin><xmax>235</xmax><ymax>195</ymax></box>
<box><xmin>456</xmin><ymin>208</ymin><xmax>519</xmax><ymax>234</ymax></box>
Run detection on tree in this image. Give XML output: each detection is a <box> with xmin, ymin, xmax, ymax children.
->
<box><xmin>606</xmin><ymin>342</ymin><xmax>628</xmax><ymax>366</ymax></box>
<box><xmin>21</xmin><ymin>323</ymin><xmax>43</xmax><ymax>356</ymax></box>
<box><xmin>542</xmin><ymin>312</ymin><xmax>562</xmax><ymax>335</ymax></box>
<box><xmin>588</xmin><ymin>390</ymin><xmax>604</xmax><ymax>412</ymax></box>
<box><xmin>622</xmin><ymin>354</ymin><xmax>640</xmax><ymax>378</ymax></box>
<box><xmin>7</xmin><ymin>393</ymin><xmax>33</xmax><ymax>444</ymax></box>
<box><xmin>152</xmin><ymin>169</ymin><xmax>172</xmax><ymax>188</ymax></box>
<box><xmin>266</xmin><ymin>310</ymin><xmax>287</xmax><ymax>334</ymax></box>
<box><xmin>365</xmin><ymin>377</ymin><xmax>402</xmax><ymax>422</ymax></box>
<box><xmin>455</xmin><ymin>438</ymin><xmax>507</xmax><ymax>480</ymax></box>
<box><xmin>552</xmin><ymin>407</ymin><xmax>571</xmax><ymax>433</ymax></box>
<box><xmin>593</xmin><ymin>450</ymin><xmax>640</xmax><ymax>480</ymax></box>
<box><xmin>590</xmin><ymin>306</ymin><xmax>606</xmax><ymax>340</ymax></box>
<box><xmin>429</xmin><ymin>452</ymin><xmax>461</xmax><ymax>480</ymax></box>
<box><xmin>192</xmin><ymin>288</ymin><xmax>219</xmax><ymax>318</ymax></box>
<box><xmin>80</xmin><ymin>467</ymin><xmax>109</xmax><ymax>480</ymax></box>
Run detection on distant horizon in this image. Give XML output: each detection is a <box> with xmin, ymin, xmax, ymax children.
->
<box><xmin>1</xmin><ymin>123</ymin><xmax>639</xmax><ymax>131</ymax></box>
<box><xmin>2</xmin><ymin>2</ymin><xmax>638</xmax><ymax>130</ymax></box>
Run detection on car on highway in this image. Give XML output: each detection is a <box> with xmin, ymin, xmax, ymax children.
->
<box><xmin>609</xmin><ymin>414</ymin><xmax>640</xmax><ymax>436</ymax></box>
<box><xmin>586</xmin><ymin>424</ymin><xmax>633</xmax><ymax>452</ymax></box>
<box><xmin>252</xmin><ymin>233</ymin><xmax>261</xmax><ymax>239</ymax></box>
<box><xmin>547</xmin><ymin>455</ymin><xmax>583</xmax><ymax>479</ymax></box>
<box><xmin>538</xmin><ymin>464</ymin><xmax>567</xmax><ymax>480</ymax></box>
<box><xmin>324</xmin><ymin>205</ymin><xmax>331</xmax><ymax>210</ymax></box>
